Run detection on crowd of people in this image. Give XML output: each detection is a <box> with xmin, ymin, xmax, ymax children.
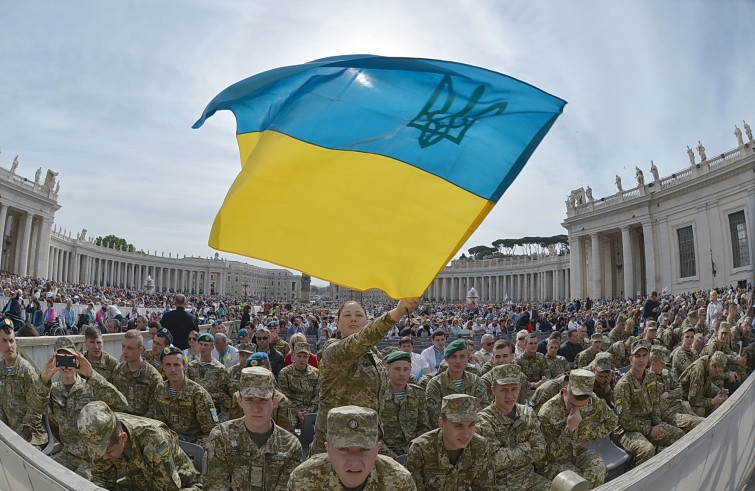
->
<box><xmin>0</xmin><ymin>269</ymin><xmax>753</xmax><ymax>490</ymax></box>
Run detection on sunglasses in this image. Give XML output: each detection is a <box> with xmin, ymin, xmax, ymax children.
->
<box><xmin>484</xmin><ymin>342</ymin><xmax>494</xmax><ymax>346</ymax></box>
<box><xmin>256</xmin><ymin>337</ymin><xmax>269</xmax><ymax>341</ymax></box>
<box><xmin>188</xmin><ymin>337</ymin><xmax>197</xmax><ymax>341</ymax></box>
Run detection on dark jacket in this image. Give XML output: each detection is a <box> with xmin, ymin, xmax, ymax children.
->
<box><xmin>159</xmin><ymin>307</ymin><xmax>198</xmax><ymax>350</ymax></box>
<box><xmin>558</xmin><ymin>340</ymin><xmax>582</xmax><ymax>363</ymax></box>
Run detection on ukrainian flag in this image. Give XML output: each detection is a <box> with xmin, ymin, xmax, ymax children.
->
<box><xmin>193</xmin><ymin>55</ymin><xmax>565</xmax><ymax>299</ymax></box>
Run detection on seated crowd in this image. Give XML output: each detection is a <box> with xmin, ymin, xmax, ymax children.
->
<box><xmin>0</xmin><ymin>274</ymin><xmax>752</xmax><ymax>490</ymax></box>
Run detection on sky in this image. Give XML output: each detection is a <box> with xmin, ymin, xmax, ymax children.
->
<box><xmin>1</xmin><ymin>1</ymin><xmax>754</xmax><ymax>287</ymax></box>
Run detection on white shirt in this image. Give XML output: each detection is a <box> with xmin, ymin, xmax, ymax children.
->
<box><xmin>217</xmin><ymin>345</ymin><xmax>240</xmax><ymax>369</ymax></box>
<box><xmin>420</xmin><ymin>345</ymin><xmax>444</xmax><ymax>375</ymax></box>
<box><xmin>409</xmin><ymin>352</ymin><xmax>428</xmax><ymax>378</ymax></box>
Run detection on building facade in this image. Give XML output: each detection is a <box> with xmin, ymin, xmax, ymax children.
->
<box><xmin>0</xmin><ymin>159</ymin><xmax>301</xmax><ymax>299</ymax></box>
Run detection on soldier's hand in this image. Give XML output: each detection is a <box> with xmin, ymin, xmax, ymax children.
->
<box><xmin>738</xmin><ymin>356</ymin><xmax>747</xmax><ymax>367</ymax></box>
<box><xmin>649</xmin><ymin>424</ymin><xmax>665</xmax><ymax>441</ymax></box>
<box><xmin>390</xmin><ymin>298</ymin><xmax>420</xmax><ymax>322</ymax></box>
<box><xmin>712</xmin><ymin>393</ymin><xmax>727</xmax><ymax>406</ymax></box>
<box><xmin>40</xmin><ymin>353</ymin><xmax>60</xmax><ymax>385</ymax></box>
<box><xmin>660</xmin><ymin>391</ymin><xmax>669</xmax><ymax>400</ymax></box>
<box><xmin>566</xmin><ymin>407</ymin><xmax>582</xmax><ymax>432</ymax></box>
<box><xmin>728</xmin><ymin>372</ymin><xmax>737</xmax><ymax>383</ymax></box>
<box><xmin>75</xmin><ymin>353</ymin><xmax>94</xmax><ymax>379</ymax></box>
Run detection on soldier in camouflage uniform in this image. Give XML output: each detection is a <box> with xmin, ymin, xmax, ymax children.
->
<box><xmin>278</xmin><ymin>342</ymin><xmax>320</xmax><ymax>427</ymax></box>
<box><xmin>537</xmin><ymin>369</ymin><xmax>618</xmax><ymax>489</ymax></box>
<box><xmin>477</xmin><ymin>364</ymin><xmax>550</xmax><ymax>491</ymax></box>
<box><xmin>514</xmin><ymin>334</ymin><xmax>549</xmax><ymax>390</ymax></box>
<box><xmin>575</xmin><ymin>334</ymin><xmax>603</xmax><ymax>369</ymax></box>
<box><xmin>206</xmin><ymin>367</ymin><xmax>301</xmax><ymax>491</ymax></box>
<box><xmin>480</xmin><ymin>340</ymin><xmax>529</xmax><ymax>405</ymax></box>
<box><xmin>426</xmin><ymin>339</ymin><xmax>487</xmax><ymax>428</ymax></box>
<box><xmin>647</xmin><ymin>346</ymin><xmax>704</xmax><ymax>432</ymax></box>
<box><xmin>529</xmin><ymin>374</ymin><xmax>566</xmax><ymax>414</ymax></box>
<box><xmin>143</xmin><ymin>328</ymin><xmax>172</xmax><ymax>379</ymax></box>
<box><xmin>641</xmin><ymin>320</ymin><xmax>663</xmax><ymax>347</ymax></box>
<box><xmin>608</xmin><ymin>314</ymin><xmax>629</xmax><ymax>344</ymax></box>
<box><xmin>406</xmin><ymin>394</ymin><xmax>495</xmax><ymax>490</ymax></box>
<box><xmin>228</xmin><ymin>343</ymin><xmax>256</xmax><ymax>397</ymax></box>
<box><xmin>313</xmin><ymin>298</ymin><xmax>419</xmax><ymax>455</ymax></box>
<box><xmin>77</xmin><ymin>400</ymin><xmax>201</xmax><ymax>491</ymax></box>
<box><xmin>612</xmin><ymin>340</ymin><xmax>684</xmax><ymax>464</ymax></box>
<box><xmin>30</xmin><ymin>338</ymin><xmax>126</xmax><ymax>487</ymax></box>
<box><xmin>113</xmin><ymin>329</ymin><xmax>163</xmax><ymax>416</ymax></box>
<box><xmin>545</xmin><ymin>337</ymin><xmax>569</xmax><ymax>379</ymax></box>
<box><xmin>289</xmin><ymin>406</ymin><xmax>416</xmax><ymax>490</ymax></box>
<box><xmin>589</xmin><ymin>352</ymin><xmax>615</xmax><ymax>407</ymax></box>
<box><xmin>380</xmin><ymin>350</ymin><xmax>430</xmax><ymax>457</ymax></box>
<box><xmin>187</xmin><ymin>332</ymin><xmax>232</xmax><ymax>420</ymax></box>
<box><xmin>82</xmin><ymin>325</ymin><xmax>120</xmax><ymax>382</ymax></box>
<box><xmin>228</xmin><ymin>352</ymin><xmax>294</xmax><ymax>432</ymax></box>
<box><xmin>679</xmin><ymin>351</ymin><xmax>730</xmax><ymax>417</ymax></box>
<box><xmin>267</xmin><ymin>322</ymin><xmax>291</xmax><ymax>357</ymax></box>
<box><xmin>607</xmin><ymin>335</ymin><xmax>635</xmax><ymax>370</ymax></box>
<box><xmin>670</xmin><ymin>325</ymin><xmax>699</xmax><ymax>381</ymax></box>
<box><xmin>0</xmin><ymin>319</ymin><xmax>47</xmax><ymax>447</ymax></box>
<box><xmin>699</xmin><ymin>322</ymin><xmax>748</xmax><ymax>381</ymax></box>
<box><xmin>148</xmin><ymin>346</ymin><xmax>219</xmax><ymax>445</ymax></box>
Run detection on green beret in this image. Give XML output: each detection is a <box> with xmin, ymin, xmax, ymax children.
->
<box><xmin>444</xmin><ymin>339</ymin><xmax>467</xmax><ymax>359</ymax></box>
<box><xmin>385</xmin><ymin>351</ymin><xmax>412</xmax><ymax>364</ymax></box>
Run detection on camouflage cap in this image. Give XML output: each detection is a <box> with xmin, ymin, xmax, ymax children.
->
<box><xmin>740</xmin><ymin>316</ymin><xmax>753</xmax><ymax>327</ymax></box>
<box><xmin>592</xmin><ymin>352</ymin><xmax>613</xmax><ymax>372</ymax></box>
<box><xmin>617</xmin><ymin>314</ymin><xmax>628</xmax><ymax>322</ymax></box>
<box><xmin>625</xmin><ymin>335</ymin><xmax>638</xmax><ymax>346</ymax></box>
<box><xmin>650</xmin><ymin>345</ymin><xmax>670</xmax><ymax>363</ymax></box>
<box><xmin>718</xmin><ymin>322</ymin><xmax>731</xmax><ymax>333</ymax></box>
<box><xmin>645</xmin><ymin>320</ymin><xmax>657</xmax><ymax>330</ymax></box>
<box><xmin>659</xmin><ymin>312</ymin><xmax>670</xmax><ymax>321</ymax></box>
<box><xmin>444</xmin><ymin>339</ymin><xmax>467</xmax><ymax>359</ymax></box>
<box><xmin>54</xmin><ymin>336</ymin><xmax>77</xmax><ymax>354</ymax></box>
<box><xmin>631</xmin><ymin>339</ymin><xmax>650</xmax><ymax>355</ymax></box>
<box><xmin>683</xmin><ymin>324</ymin><xmax>696</xmax><ymax>333</ymax></box>
<box><xmin>441</xmin><ymin>394</ymin><xmax>480</xmax><ymax>423</ymax></box>
<box><xmin>568</xmin><ymin>369</ymin><xmax>595</xmax><ymax>397</ymax></box>
<box><xmin>590</xmin><ymin>333</ymin><xmax>603</xmax><ymax>342</ymax></box>
<box><xmin>239</xmin><ymin>367</ymin><xmax>275</xmax><ymax>399</ymax></box>
<box><xmin>687</xmin><ymin>309</ymin><xmax>698</xmax><ymax>319</ymax></box>
<box><xmin>385</xmin><ymin>350</ymin><xmax>411</xmax><ymax>364</ymax></box>
<box><xmin>76</xmin><ymin>401</ymin><xmax>116</xmax><ymax>458</ymax></box>
<box><xmin>491</xmin><ymin>364</ymin><xmax>522</xmax><ymax>386</ymax></box>
<box><xmin>710</xmin><ymin>351</ymin><xmax>727</xmax><ymax>372</ymax></box>
<box><xmin>326</xmin><ymin>406</ymin><xmax>379</xmax><ymax>450</ymax></box>
<box><xmin>697</xmin><ymin>307</ymin><xmax>707</xmax><ymax>315</ymax></box>
<box><xmin>293</xmin><ymin>342</ymin><xmax>311</xmax><ymax>354</ymax></box>
<box><xmin>236</xmin><ymin>343</ymin><xmax>256</xmax><ymax>354</ymax></box>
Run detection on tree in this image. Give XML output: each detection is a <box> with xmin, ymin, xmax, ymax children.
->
<box><xmin>95</xmin><ymin>234</ymin><xmax>136</xmax><ymax>252</ymax></box>
<box><xmin>467</xmin><ymin>245</ymin><xmax>497</xmax><ymax>260</ymax></box>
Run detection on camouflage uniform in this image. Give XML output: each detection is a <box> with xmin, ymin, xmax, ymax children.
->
<box><xmin>0</xmin><ymin>355</ymin><xmax>47</xmax><ymax>446</ymax></box>
<box><xmin>480</xmin><ymin>368</ymin><xmax>530</xmax><ymax>406</ymax></box>
<box><xmin>647</xmin><ymin>368</ymin><xmax>704</xmax><ymax>432</ymax></box>
<box><xmin>206</xmin><ymin>418</ymin><xmax>301</xmax><ymax>490</ymax></box>
<box><xmin>277</xmin><ymin>363</ymin><xmax>320</xmax><ymax>416</ymax></box>
<box><xmin>612</xmin><ymin>366</ymin><xmax>684</xmax><ymax>464</ymax></box>
<box><xmin>608</xmin><ymin>326</ymin><xmax>628</xmax><ymax>344</ymax></box>
<box><xmin>477</xmin><ymin>403</ymin><xmax>550</xmax><ymax>491</ymax></box>
<box><xmin>84</xmin><ymin>350</ymin><xmax>119</xmax><ymax>383</ymax></box>
<box><xmin>529</xmin><ymin>375</ymin><xmax>566</xmax><ymax>414</ymax></box>
<box><xmin>425</xmin><ymin>370</ymin><xmax>486</xmax><ymax>427</ymax></box>
<box><xmin>670</xmin><ymin>345</ymin><xmax>698</xmax><ymax>381</ymax></box>
<box><xmin>187</xmin><ymin>358</ymin><xmax>232</xmax><ymax>418</ymax></box>
<box><xmin>143</xmin><ymin>350</ymin><xmax>166</xmax><ymax>379</ymax></box>
<box><xmin>544</xmin><ymin>354</ymin><xmax>569</xmax><ymax>379</ymax></box>
<box><xmin>289</xmin><ymin>405</ymin><xmax>415</xmax><ymax>490</ymax></box>
<box><xmin>536</xmin><ymin>370</ymin><xmax>618</xmax><ymax>488</ymax></box>
<box><xmin>30</xmin><ymin>370</ymin><xmax>125</xmax><ymax>487</ymax></box>
<box><xmin>147</xmin><ymin>377</ymin><xmax>219</xmax><ymax>445</ymax></box>
<box><xmin>77</xmin><ymin>401</ymin><xmax>201</xmax><ymax>491</ymax></box>
<box><xmin>381</xmin><ymin>383</ymin><xmax>430</xmax><ymax>457</ymax></box>
<box><xmin>575</xmin><ymin>348</ymin><xmax>600</xmax><ymax>369</ymax></box>
<box><xmin>272</xmin><ymin>339</ymin><xmax>290</xmax><ymax>357</ymax></box>
<box><xmin>228</xmin><ymin>388</ymin><xmax>294</xmax><ymax>433</ymax></box>
<box><xmin>313</xmin><ymin>313</ymin><xmax>395</xmax><ymax>455</ymax></box>
<box><xmin>289</xmin><ymin>453</ymin><xmax>415</xmax><ymax>491</ymax></box>
<box><xmin>607</xmin><ymin>341</ymin><xmax>629</xmax><ymax>369</ymax></box>
<box><xmin>514</xmin><ymin>351</ymin><xmax>549</xmax><ymax>384</ymax></box>
<box><xmin>679</xmin><ymin>354</ymin><xmax>726</xmax><ymax>417</ymax></box>
<box><xmin>112</xmin><ymin>359</ymin><xmax>163</xmax><ymax>416</ymax></box>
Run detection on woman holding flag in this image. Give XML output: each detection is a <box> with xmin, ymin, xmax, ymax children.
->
<box><xmin>311</xmin><ymin>297</ymin><xmax>419</xmax><ymax>455</ymax></box>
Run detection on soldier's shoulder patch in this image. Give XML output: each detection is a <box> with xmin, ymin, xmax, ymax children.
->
<box><xmin>157</xmin><ymin>442</ymin><xmax>169</xmax><ymax>459</ymax></box>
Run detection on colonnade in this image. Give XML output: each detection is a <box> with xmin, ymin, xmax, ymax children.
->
<box><xmin>427</xmin><ymin>267</ymin><xmax>570</xmax><ymax>302</ymax></box>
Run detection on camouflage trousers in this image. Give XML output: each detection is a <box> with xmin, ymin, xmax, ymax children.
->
<box><xmin>662</xmin><ymin>403</ymin><xmax>705</xmax><ymax>433</ymax></box>
<box><xmin>496</xmin><ymin>471</ymin><xmax>551</xmax><ymax>491</ymax></box>
<box><xmin>618</xmin><ymin>423</ymin><xmax>684</xmax><ymax>464</ymax></box>
<box><xmin>537</xmin><ymin>449</ymin><xmax>606</xmax><ymax>489</ymax></box>
<box><xmin>52</xmin><ymin>449</ymin><xmax>116</xmax><ymax>487</ymax></box>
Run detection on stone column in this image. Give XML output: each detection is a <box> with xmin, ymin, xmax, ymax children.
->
<box><xmin>621</xmin><ymin>226</ymin><xmax>634</xmax><ymax>300</ymax></box>
<box><xmin>0</xmin><ymin>204</ymin><xmax>7</xmax><ymax>264</ymax></box>
<box><xmin>569</xmin><ymin>236</ymin><xmax>583</xmax><ymax>300</ymax></box>
<box><xmin>590</xmin><ymin>233</ymin><xmax>602</xmax><ymax>300</ymax></box>
<box><xmin>642</xmin><ymin>222</ymin><xmax>656</xmax><ymax>295</ymax></box>
<box><xmin>17</xmin><ymin>213</ymin><xmax>34</xmax><ymax>276</ymax></box>
<box><xmin>749</xmin><ymin>191</ymin><xmax>755</xmax><ymax>274</ymax></box>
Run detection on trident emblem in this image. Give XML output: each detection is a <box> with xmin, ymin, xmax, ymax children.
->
<box><xmin>408</xmin><ymin>75</ymin><xmax>508</xmax><ymax>148</ymax></box>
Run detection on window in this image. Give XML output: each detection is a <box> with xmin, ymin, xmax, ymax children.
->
<box><xmin>677</xmin><ymin>226</ymin><xmax>696</xmax><ymax>278</ymax></box>
<box><xmin>729</xmin><ymin>211</ymin><xmax>750</xmax><ymax>268</ymax></box>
